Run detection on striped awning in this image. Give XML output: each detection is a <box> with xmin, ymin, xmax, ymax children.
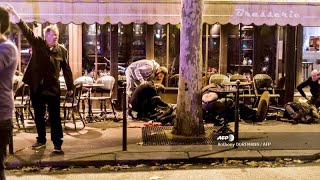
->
<box><xmin>2</xmin><ymin>0</ymin><xmax>320</xmax><ymax>26</ymax></box>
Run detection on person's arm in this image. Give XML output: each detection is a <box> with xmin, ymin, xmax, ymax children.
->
<box><xmin>6</xmin><ymin>5</ymin><xmax>37</xmax><ymax>45</ymax></box>
<box><xmin>297</xmin><ymin>78</ymin><xmax>310</xmax><ymax>99</ymax></box>
<box><xmin>60</xmin><ymin>47</ymin><xmax>74</xmax><ymax>93</ymax></box>
<box><xmin>0</xmin><ymin>43</ymin><xmax>17</xmax><ymax>71</ymax></box>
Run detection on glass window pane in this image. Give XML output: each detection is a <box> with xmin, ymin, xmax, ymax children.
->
<box><xmin>208</xmin><ymin>24</ymin><xmax>220</xmax><ymax>73</ymax></box>
<box><xmin>82</xmin><ymin>24</ymin><xmax>96</xmax><ymax>75</ymax></box>
<box><xmin>154</xmin><ymin>23</ymin><xmax>167</xmax><ymax>67</ymax></box>
<box><xmin>132</xmin><ymin>23</ymin><xmax>146</xmax><ymax>62</ymax></box>
<box><xmin>168</xmin><ymin>24</ymin><xmax>180</xmax><ymax>87</ymax></box>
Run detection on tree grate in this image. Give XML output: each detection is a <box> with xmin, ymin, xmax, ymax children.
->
<box><xmin>142</xmin><ymin>126</ymin><xmax>230</xmax><ymax>145</ymax></box>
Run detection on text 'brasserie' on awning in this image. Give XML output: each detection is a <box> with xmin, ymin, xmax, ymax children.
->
<box><xmin>3</xmin><ymin>0</ymin><xmax>320</xmax><ymax>103</ymax></box>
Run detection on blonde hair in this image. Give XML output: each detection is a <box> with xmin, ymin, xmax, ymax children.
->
<box><xmin>43</xmin><ymin>24</ymin><xmax>59</xmax><ymax>36</ymax></box>
<box><xmin>157</xmin><ymin>66</ymin><xmax>168</xmax><ymax>75</ymax></box>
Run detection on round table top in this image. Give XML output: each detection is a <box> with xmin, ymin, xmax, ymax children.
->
<box><xmin>222</xmin><ymin>81</ymin><xmax>252</xmax><ymax>86</ymax></box>
<box><xmin>83</xmin><ymin>83</ymin><xmax>104</xmax><ymax>88</ymax></box>
<box><xmin>207</xmin><ymin>87</ymin><xmax>238</xmax><ymax>94</ymax></box>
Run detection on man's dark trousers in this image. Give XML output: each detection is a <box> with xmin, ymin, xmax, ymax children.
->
<box><xmin>31</xmin><ymin>92</ymin><xmax>63</xmax><ymax>147</ymax></box>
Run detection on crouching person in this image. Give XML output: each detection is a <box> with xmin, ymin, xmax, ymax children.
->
<box><xmin>284</xmin><ymin>101</ymin><xmax>318</xmax><ymax>124</ymax></box>
<box><xmin>128</xmin><ymin>82</ymin><xmax>170</xmax><ymax>120</ymax></box>
<box><xmin>202</xmin><ymin>91</ymin><xmax>233</xmax><ymax>126</ymax></box>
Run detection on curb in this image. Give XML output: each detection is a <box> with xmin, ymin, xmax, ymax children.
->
<box><xmin>5</xmin><ymin>150</ymin><xmax>320</xmax><ymax>169</ymax></box>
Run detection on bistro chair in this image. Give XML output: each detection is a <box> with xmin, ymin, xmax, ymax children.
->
<box><xmin>229</xmin><ymin>74</ymin><xmax>247</xmax><ymax>82</ymax></box>
<box><xmin>230</xmin><ymin>74</ymin><xmax>255</xmax><ymax>105</ymax></box>
<box><xmin>209</xmin><ymin>74</ymin><xmax>230</xmax><ymax>88</ymax></box>
<box><xmin>14</xmin><ymin>82</ymin><xmax>33</xmax><ymax>131</ymax></box>
<box><xmin>60</xmin><ymin>83</ymin><xmax>85</xmax><ymax>130</ymax></box>
<box><xmin>169</xmin><ymin>74</ymin><xmax>179</xmax><ymax>87</ymax></box>
<box><xmin>90</xmin><ymin>75</ymin><xmax>117</xmax><ymax>120</ymax></box>
<box><xmin>74</xmin><ymin>76</ymin><xmax>94</xmax><ymax>117</ymax></box>
<box><xmin>253</xmin><ymin>74</ymin><xmax>280</xmax><ymax>107</ymax></box>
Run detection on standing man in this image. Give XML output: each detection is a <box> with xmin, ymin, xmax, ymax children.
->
<box><xmin>0</xmin><ymin>6</ymin><xmax>18</xmax><ymax>179</ymax></box>
<box><xmin>6</xmin><ymin>5</ymin><xmax>74</xmax><ymax>153</ymax></box>
<box><xmin>297</xmin><ymin>69</ymin><xmax>320</xmax><ymax>107</ymax></box>
<box><xmin>125</xmin><ymin>59</ymin><xmax>168</xmax><ymax>100</ymax></box>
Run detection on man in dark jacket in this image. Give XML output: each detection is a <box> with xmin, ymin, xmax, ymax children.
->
<box><xmin>7</xmin><ymin>5</ymin><xmax>74</xmax><ymax>153</ymax></box>
<box><xmin>297</xmin><ymin>69</ymin><xmax>320</xmax><ymax>107</ymax></box>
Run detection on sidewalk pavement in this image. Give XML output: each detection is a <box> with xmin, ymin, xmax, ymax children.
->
<box><xmin>5</xmin><ymin>117</ymin><xmax>320</xmax><ymax>169</ymax></box>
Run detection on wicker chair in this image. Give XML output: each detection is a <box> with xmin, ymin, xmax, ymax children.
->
<box><xmin>229</xmin><ymin>74</ymin><xmax>247</xmax><ymax>82</ymax></box>
<box><xmin>253</xmin><ymin>74</ymin><xmax>280</xmax><ymax>106</ymax></box>
<box><xmin>209</xmin><ymin>74</ymin><xmax>230</xmax><ymax>87</ymax></box>
<box><xmin>90</xmin><ymin>75</ymin><xmax>117</xmax><ymax>120</ymax></box>
<box><xmin>230</xmin><ymin>74</ymin><xmax>255</xmax><ymax>105</ymax></box>
<box><xmin>60</xmin><ymin>83</ymin><xmax>85</xmax><ymax>130</ymax></box>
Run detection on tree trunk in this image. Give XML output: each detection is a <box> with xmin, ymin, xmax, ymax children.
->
<box><xmin>172</xmin><ymin>0</ymin><xmax>204</xmax><ymax>136</ymax></box>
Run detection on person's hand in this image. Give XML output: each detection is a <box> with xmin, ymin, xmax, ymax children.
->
<box><xmin>140</xmin><ymin>80</ymin><xmax>148</xmax><ymax>85</ymax></box>
<box><xmin>66</xmin><ymin>90</ymin><xmax>73</xmax><ymax>96</ymax></box>
<box><xmin>4</xmin><ymin>4</ymin><xmax>20</xmax><ymax>23</ymax></box>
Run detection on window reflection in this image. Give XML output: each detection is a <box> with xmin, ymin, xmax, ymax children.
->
<box><xmin>154</xmin><ymin>23</ymin><xmax>166</xmax><ymax>67</ymax></box>
<box><xmin>132</xmin><ymin>23</ymin><xmax>146</xmax><ymax>61</ymax></box>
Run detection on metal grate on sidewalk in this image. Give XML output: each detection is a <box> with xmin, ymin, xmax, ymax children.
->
<box><xmin>142</xmin><ymin>126</ymin><xmax>225</xmax><ymax>145</ymax></box>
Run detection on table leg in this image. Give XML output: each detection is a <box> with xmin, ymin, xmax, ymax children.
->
<box><xmin>87</xmin><ymin>88</ymin><xmax>93</xmax><ymax>122</ymax></box>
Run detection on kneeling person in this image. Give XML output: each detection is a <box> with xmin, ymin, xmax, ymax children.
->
<box><xmin>129</xmin><ymin>83</ymin><xmax>169</xmax><ymax>119</ymax></box>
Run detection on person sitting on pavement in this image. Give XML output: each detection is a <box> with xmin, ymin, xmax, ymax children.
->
<box><xmin>128</xmin><ymin>82</ymin><xmax>170</xmax><ymax>120</ymax></box>
<box><xmin>202</xmin><ymin>84</ymin><xmax>234</xmax><ymax>126</ymax></box>
<box><xmin>297</xmin><ymin>69</ymin><xmax>320</xmax><ymax>107</ymax></box>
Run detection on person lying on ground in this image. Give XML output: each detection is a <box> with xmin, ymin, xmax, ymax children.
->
<box><xmin>283</xmin><ymin>101</ymin><xmax>319</xmax><ymax>124</ymax></box>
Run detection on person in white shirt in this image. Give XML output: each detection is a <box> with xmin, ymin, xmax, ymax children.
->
<box><xmin>125</xmin><ymin>59</ymin><xmax>168</xmax><ymax>101</ymax></box>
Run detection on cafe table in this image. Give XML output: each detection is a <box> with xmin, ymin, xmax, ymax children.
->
<box><xmin>83</xmin><ymin>83</ymin><xmax>104</xmax><ymax>122</ymax></box>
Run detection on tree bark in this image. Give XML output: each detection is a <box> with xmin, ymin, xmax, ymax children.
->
<box><xmin>172</xmin><ymin>0</ymin><xmax>204</xmax><ymax>136</ymax></box>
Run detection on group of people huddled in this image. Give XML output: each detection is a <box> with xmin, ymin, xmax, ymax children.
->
<box><xmin>125</xmin><ymin>59</ymin><xmax>176</xmax><ymax>124</ymax></box>
<box><xmin>201</xmin><ymin>69</ymin><xmax>320</xmax><ymax>125</ymax></box>
<box><xmin>284</xmin><ymin>69</ymin><xmax>320</xmax><ymax>124</ymax></box>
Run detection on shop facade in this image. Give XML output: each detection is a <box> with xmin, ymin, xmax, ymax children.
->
<box><xmin>4</xmin><ymin>0</ymin><xmax>320</xmax><ymax>103</ymax></box>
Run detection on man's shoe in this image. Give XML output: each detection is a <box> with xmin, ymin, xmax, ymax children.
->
<box><xmin>53</xmin><ymin>146</ymin><xmax>63</xmax><ymax>154</ymax></box>
<box><xmin>31</xmin><ymin>142</ymin><xmax>46</xmax><ymax>149</ymax></box>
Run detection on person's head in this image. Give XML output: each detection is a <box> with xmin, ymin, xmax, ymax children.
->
<box><xmin>0</xmin><ymin>7</ymin><xmax>10</xmax><ymax>35</ymax></box>
<box><xmin>154</xmin><ymin>83</ymin><xmax>165</xmax><ymax>94</ymax></box>
<box><xmin>202</xmin><ymin>92</ymin><xmax>218</xmax><ymax>103</ymax></box>
<box><xmin>310</xmin><ymin>69</ymin><xmax>320</xmax><ymax>81</ymax></box>
<box><xmin>43</xmin><ymin>24</ymin><xmax>59</xmax><ymax>47</ymax></box>
<box><xmin>154</xmin><ymin>66</ymin><xmax>168</xmax><ymax>84</ymax></box>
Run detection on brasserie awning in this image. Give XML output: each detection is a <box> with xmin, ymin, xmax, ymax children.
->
<box><xmin>2</xmin><ymin>0</ymin><xmax>320</xmax><ymax>26</ymax></box>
